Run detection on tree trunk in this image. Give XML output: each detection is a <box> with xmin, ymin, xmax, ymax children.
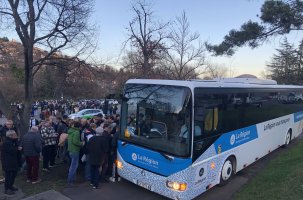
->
<box><xmin>143</xmin><ymin>54</ymin><xmax>149</xmax><ymax>78</ymax></box>
<box><xmin>19</xmin><ymin>47</ymin><xmax>34</xmax><ymax>137</ymax></box>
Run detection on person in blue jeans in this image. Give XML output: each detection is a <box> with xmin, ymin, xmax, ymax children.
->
<box><xmin>67</xmin><ymin>121</ymin><xmax>83</xmax><ymax>186</ymax></box>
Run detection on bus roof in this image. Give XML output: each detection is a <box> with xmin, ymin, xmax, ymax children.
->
<box><xmin>126</xmin><ymin>78</ymin><xmax>303</xmax><ymax>90</ymax></box>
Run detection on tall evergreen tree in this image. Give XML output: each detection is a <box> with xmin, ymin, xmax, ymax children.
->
<box><xmin>267</xmin><ymin>38</ymin><xmax>303</xmax><ymax>84</ymax></box>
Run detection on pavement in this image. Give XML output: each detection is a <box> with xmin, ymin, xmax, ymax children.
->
<box><xmin>0</xmin><ymin>187</ymin><xmax>70</xmax><ymax>200</ymax></box>
<box><xmin>22</xmin><ymin>190</ymin><xmax>71</xmax><ymax>200</ymax></box>
<box><xmin>0</xmin><ymin>183</ymin><xmax>25</xmax><ymax>200</ymax></box>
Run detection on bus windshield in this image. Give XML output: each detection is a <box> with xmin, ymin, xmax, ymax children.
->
<box><xmin>120</xmin><ymin>84</ymin><xmax>192</xmax><ymax>157</ymax></box>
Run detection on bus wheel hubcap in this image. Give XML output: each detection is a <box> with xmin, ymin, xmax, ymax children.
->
<box><xmin>222</xmin><ymin>160</ymin><xmax>232</xmax><ymax>181</ymax></box>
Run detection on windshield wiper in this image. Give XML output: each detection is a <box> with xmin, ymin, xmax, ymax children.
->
<box><xmin>160</xmin><ymin>153</ymin><xmax>174</xmax><ymax>161</ymax></box>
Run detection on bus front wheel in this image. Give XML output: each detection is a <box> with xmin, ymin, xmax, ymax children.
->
<box><xmin>219</xmin><ymin>158</ymin><xmax>234</xmax><ymax>186</ymax></box>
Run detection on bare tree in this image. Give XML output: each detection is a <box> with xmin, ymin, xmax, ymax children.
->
<box><xmin>126</xmin><ymin>1</ymin><xmax>169</xmax><ymax>78</ymax></box>
<box><xmin>122</xmin><ymin>50</ymin><xmax>144</xmax><ymax>75</ymax></box>
<box><xmin>259</xmin><ymin>70</ymin><xmax>270</xmax><ymax>79</ymax></box>
<box><xmin>0</xmin><ymin>0</ymin><xmax>95</xmax><ymax>135</ymax></box>
<box><xmin>204</xmin><ymin>62</ymin><xmax>229</xmax><ymax>79</ymax></box>
<box><xmin>160</xmin><ymin>11</ymin><xmax>206</xmax><ymax>80</ymax></box>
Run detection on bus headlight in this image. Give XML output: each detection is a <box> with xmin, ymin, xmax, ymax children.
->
<box><xmin>166</xmin><ymin>181</ymin><xmax>187</xmax><ymax>191</ymax></box>
<box><xmin>116</xmin><ymin>160</ymin><xmax>123</xmax><ymax>169</ymax></box>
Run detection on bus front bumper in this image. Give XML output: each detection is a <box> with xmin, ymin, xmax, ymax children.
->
<box><xmin>116</xmin><ymin>152</ymin><xmax>194</xmax><ymax>200</ymax></box>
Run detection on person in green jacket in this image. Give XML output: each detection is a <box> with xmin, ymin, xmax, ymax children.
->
<box><xmin>67</xmin><ymin>121</ymin><xmax>83</xmax><ymax>186</ymax></box>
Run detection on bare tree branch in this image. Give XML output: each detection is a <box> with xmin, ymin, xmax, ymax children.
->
<box><xmin>160</xmin><ymin>11</ymin><xmax>206</xmax><ymax>80</ymax></box>
<box><xmin>0</xmin><ymin>0</ymin><xmax>96</xmax><ymax>136</ymax></box>
<box><xmin>124</xmin><ymin>0</ymin><xmax>169</xmax><ymax>78</ymax></box>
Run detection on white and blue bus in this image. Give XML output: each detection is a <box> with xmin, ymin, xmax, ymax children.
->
<box><xmin>117</xmin><ymin>78</ymin><xmax>303</xmax><ymax>200</ymax></box>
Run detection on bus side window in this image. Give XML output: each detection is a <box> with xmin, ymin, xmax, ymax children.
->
<box><xmin>194</xmin><ymin>105</ymin><xmax>220</xmax><ymax>141</ymax></box>
<box><xmin>204</xmin><ymin>107</ymin><xmax>219</xmax><ymax>133</ymax></box>
<box><xmin>204</xmin><ymin>109</ymin><xmax>213</xmax><ymax>132</ymax></box>
<box><xmin>194</xmin><ymin>107</ymin><xmax>204</xmax><ymax>138</ymax></box>
<box><xmin>214</xmin><ymin>107</ymin><xmax>218</xmax><ymax>130</ymax></box>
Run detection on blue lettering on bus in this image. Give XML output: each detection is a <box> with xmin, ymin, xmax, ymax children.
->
<box><xmin>294</xmin><ymin>111</ymin><xmax>303</xmax><ymax>123</ymax></box>
<box><xmin>214</xmin><ymin>125</ymin><xmax>258</xmax><ymax>154</ymax></box>
<box><xmin>118</xmin><ymin>141</ymin><xmax>192</xmax><ymax>176</ymax></box>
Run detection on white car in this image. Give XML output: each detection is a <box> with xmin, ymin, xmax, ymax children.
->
<box><xmin>68</xmin><ymin>109</ymin><xmax>103</xmax><ymax>119</ymax></box>
<box><xmin>100</xmin><ymin>99</ymin><xmax>119</xmax><ymax>105</ymax></box>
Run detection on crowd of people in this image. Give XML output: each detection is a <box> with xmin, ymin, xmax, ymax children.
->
<box><xmin>34</xmin><ymin>99</ymin><xmax>119</xmax><ymax>117</ymax></box>
<box><xmin>9</xmin><ymin>99</ymin><xmax>119</xmax><ymax>120</ymax></box>
<box><xmin>0</xmin><ymin>100</ymin><xmax>120</xmax><ymax>195</ymax></box>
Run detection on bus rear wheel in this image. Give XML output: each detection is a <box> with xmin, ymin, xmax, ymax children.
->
<box><xmin>283</xmin><ymin>130</ymin><xmax>291</xmax><ymax>147</ymax></box>
<box><xmin>219</xmin><ymin>158</ymin><xmax>234</xmax><ymax>186</ymax></box>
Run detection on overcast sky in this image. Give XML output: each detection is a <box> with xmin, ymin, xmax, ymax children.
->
<box><xmin>93</xmin><ymin>0</ymin><xmax>303</xmax><ymax>77</ymax></box>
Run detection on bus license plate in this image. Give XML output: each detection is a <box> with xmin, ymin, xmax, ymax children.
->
<box><xmin>137</xmin><ymin>180</ymin><xmax>151</xmax><ymax>190</ymax></box>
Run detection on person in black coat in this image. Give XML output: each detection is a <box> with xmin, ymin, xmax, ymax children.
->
<box><xmin>99</xmin><ymin>124</ymin><xmax>112</xmax><ymax>182</ymax></box>
<box><xmin>20</xmin><ymin>126</ymin><xmax>42</xmax><ymax>183</ymax></box>
<box><xmin>56</xmin><ymin>115</ymin><xmax>69</xmax><ymax>163</ymax></box>
<box><xmin>0</xmin><ymin>120</ymin><xmax>18</xmax><ymax>144</ymax></box>
<box><xmin>87</xmin><ymin>134</ymin><xmax>109</xmax><ymax>189</ymax></box>
<box><xmin>1</xmin><ymin>130</ymin><xmax>21</xmax><ymax>195</ymax></box>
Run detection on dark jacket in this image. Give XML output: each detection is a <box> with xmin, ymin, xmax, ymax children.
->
<box><xmin>83</xmin><ymin>128</ymin><xmax>96</xmax><ymax>155</ymax></box>
<box><xmin>111</xmin><ymin>131</ymin><xmax>119</xmax><ymax>160</ymax></box>
<box><xmin>111</xmin><ymin>131</ymin><xmax>119</xmax><ymax>151</ymax></box>
<box><xmin>21</xmin><ymin>131</ymin><xmax>42</xmax><ymax>157</ymax></box>
<box><xmin>101</xmin><ymin>131</ymin><xmax>112</xmax><ymax>153</ymax></box>
<box><xmin>88</xmin><ymin>135</ymin><xmax>108</xmax><ymax>165</ymax></box>
<box><xmin>1</xmin><ymin>137</ymin><xmax>20</xmax><ymax>171</ymax></box>
<box><xmin>0</xmin><ymin>126</ymin><xmax>18</xmax><ymax>143</ymax></box>
<box><xmin>57</xmin><ymin>121</ymin><xmax>68</xmax><ymax>135</ymax></box>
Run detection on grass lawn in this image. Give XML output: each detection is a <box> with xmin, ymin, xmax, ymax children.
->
<box><xmin>234</xmin><ymin>141</ymin><xmax>303</xmax><ymax>200</ymax></box>
<box><xmin>15</xmin><ymin>162</ymin><xmax>68</xmax><ymax>197</ymax></box>
<box><xmin>0</xmin><ymin>159</ymin><xmax>86</xmax><ymax>197</ymax></box>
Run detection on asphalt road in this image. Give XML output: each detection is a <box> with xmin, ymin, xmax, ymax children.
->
<box><xmin>63</xmin><ymin>134</ymin><xmax>303</xmax><ymax>200</ymax></box>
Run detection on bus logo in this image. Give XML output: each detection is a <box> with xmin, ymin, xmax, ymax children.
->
<box><xmin>199</xmin><ymin>168</ymin><xmax>204</xmax><ymax>177</ymax></box>
<box><xmin>132</xmin><ymin>153</ymin><xmax>137</xmax><ymax>161</ymax></box>
<box><xmin>230</xmin><ymin>134</ymin><xmax>236</xmax><ymax>145</ymax></box>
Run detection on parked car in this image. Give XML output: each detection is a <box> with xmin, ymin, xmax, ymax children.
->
<box><xmin>100</xmin><ymin>99</ymin><xmax>119</xmax><ymax>105</ymax></box>
<box><xmin>68</xmin><ymin>109</ymin><xmax>103</xmax><ymax>119</ymax></box>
